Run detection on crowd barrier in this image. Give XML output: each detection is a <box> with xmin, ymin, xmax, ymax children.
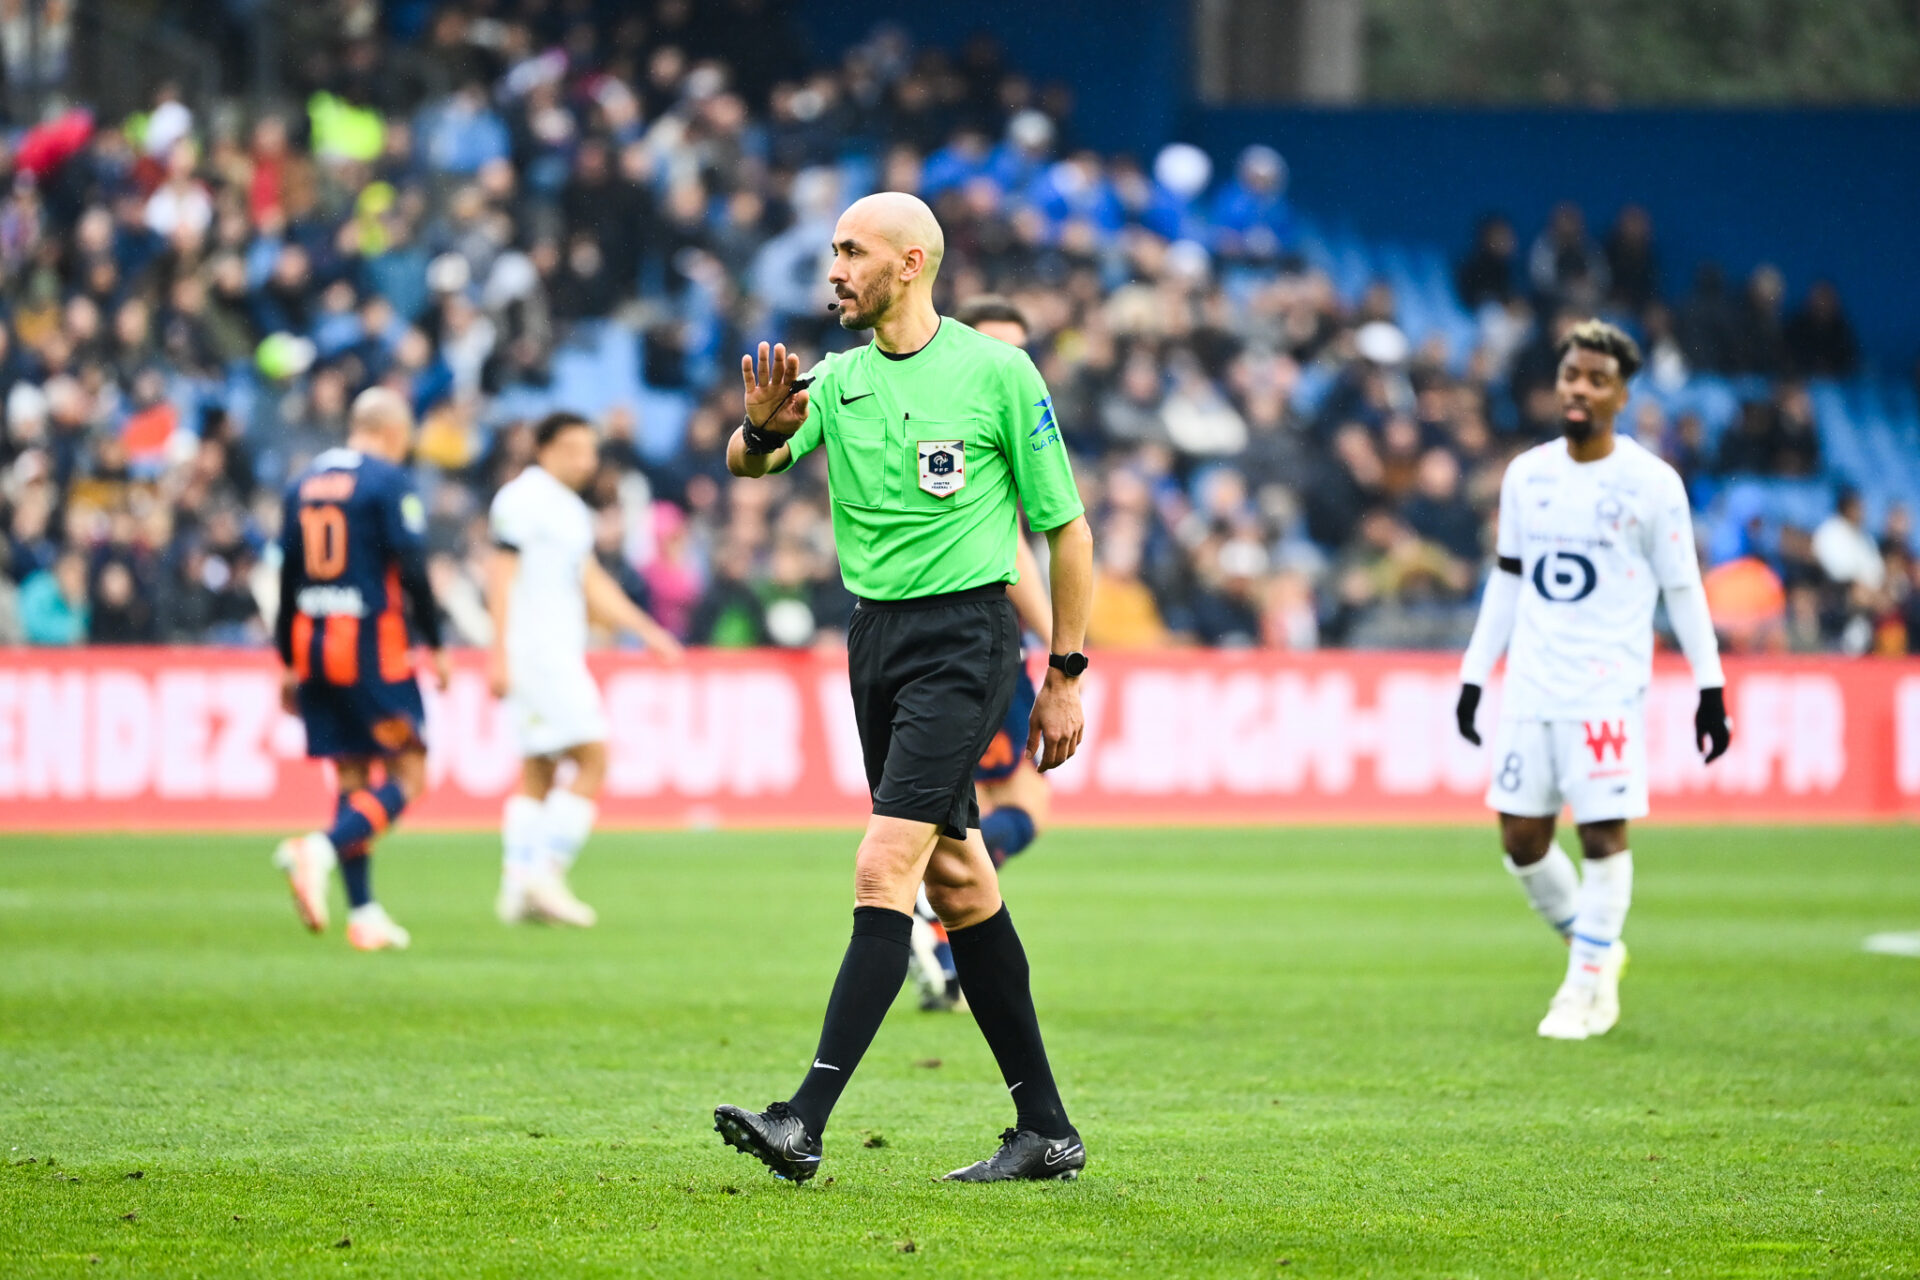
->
<box><xmin>1</xmin><ymin>648</ymin><xmax>1917</xmax><ymax>829</ymax></box>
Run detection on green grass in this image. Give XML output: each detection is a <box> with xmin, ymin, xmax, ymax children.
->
<box><xmin>2</xmin><ymin>825</ymin><xmax>1917</xmax><ymax>1278</ymax></box>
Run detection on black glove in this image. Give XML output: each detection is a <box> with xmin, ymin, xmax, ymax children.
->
<box><xmin>1695</xmin><ymin>686</ymin><xmax>1731</xmax><ymax>764</ymax></box>
<box><xmin>1455</xmin><ymin>683</ymin><xmax>1483</xmax><ymax>746</ymax></box>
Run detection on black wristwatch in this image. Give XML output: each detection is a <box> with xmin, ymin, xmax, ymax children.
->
<box><xmin>1048</xmin><ymin>651</ymin><xmax>1089</xmax><ymax>678</ymax></box>
<box><xmin>739</xmin><ymin>413</ymin><xmax>789</xmax><ymax>456</ymax></box>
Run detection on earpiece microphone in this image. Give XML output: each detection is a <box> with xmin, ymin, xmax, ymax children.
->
<box><xmin>826</xmin><ymin>301</ymin><xmax>841</xmax><ymax>312</ymax></box>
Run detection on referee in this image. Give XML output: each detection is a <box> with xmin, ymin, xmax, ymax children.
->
<box><xmin>713</xmin><ymin>192</ymin><xmax>1094</xmax><ymax>1183</ymax></box>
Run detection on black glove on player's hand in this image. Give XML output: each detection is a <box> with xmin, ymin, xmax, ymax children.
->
<box><xmin>1455</xmin><ymin>683</ymin><xmax>1483</xmax><ymax>746</ymax></box>
<box><xmin>1695</xmin><ymin>686</ymin><xmax>1731</xmax><ymax>764</ymax></box>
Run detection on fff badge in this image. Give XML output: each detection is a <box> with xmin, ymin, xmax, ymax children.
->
<box><xmin>916</xmin><ymin>439</ymin><xmax>966</xmax><ymax>498</ymax></box>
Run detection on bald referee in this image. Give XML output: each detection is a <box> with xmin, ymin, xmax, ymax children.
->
<box><xmin>713</xmin><ymin>192</ymin><xmax>1094</xmax><ymax>1183</ymax></box>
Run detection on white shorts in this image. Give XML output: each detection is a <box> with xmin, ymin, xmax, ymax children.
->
<box><xmin>506</xmin><ymin>660</ymin><xmax>608</xmax><ymax>758</ymax></box>
<box><xmin>1484</xmin><ymin>707</ymin><xmax>1649</xmax><ymax>825</ymax></box>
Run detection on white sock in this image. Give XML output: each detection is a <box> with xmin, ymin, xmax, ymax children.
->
<box><xmin>1505</xmin><ymin>848</ymin><xmax>1580</xmax><ymax>939</ymax></box>
<box><xmin>502</xmin><ymin>795</ymin><xmax>545</xmax><ymax>884</ymax></box>
<box><xmin>1565</xmin><ymin>851</ymin><xmax>1633</xmax><ymax>993</ymax></box>
<box><xmin>542</xmin><ymin>789</ymin><xmax>598</xmax><ymax>875</ymax></box>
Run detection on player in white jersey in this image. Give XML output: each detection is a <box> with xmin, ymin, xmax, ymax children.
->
<box><xmin>487</xmin><ymin>412</ymin><xmax>682</xmax><ymax>926</ymax></box>
<box><xmin>1455</xmin><ymin>321</ymin><xmax>1732</xmax><ymax>1040</ymax></box>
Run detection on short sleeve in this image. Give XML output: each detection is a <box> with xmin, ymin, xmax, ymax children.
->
<box><xmin>777</xmin><ymin>357</ymin><xmax>832</xmax><ymax>469</ymax></box>
<box><xmin>1648</xmin><ymin>466</ymin><xmax>1702</xmax><ymax>589</ymax></box>
<box><xmin>1494</xmin><ymin>457</ymin><xmax>1523</xmax><ymax>560</ymax></box>
<box><xmin>1001</xmin><ymin>354</ymin><xmax>1084</xmax><ymax>531</ymax></box>
<box><xmin>381</xmin><ymin>472</ymin><xmax>429</xmax><ymax>556</ymax></box>
<box><xmin>489</xmin><ymin>485</ymin><xmax>524</xmax><ymax>551</ymax></box>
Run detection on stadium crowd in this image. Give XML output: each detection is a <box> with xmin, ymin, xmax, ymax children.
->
<box><xmin>0</xmin><ymin>1</ymin><xmax>1916</xmax><ymax>655</ymax></box>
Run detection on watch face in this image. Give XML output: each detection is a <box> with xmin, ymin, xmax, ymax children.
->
<box><xmin>1056</xmin><ymin>652</ymin><xmax>1088</xmax><ymax>677</ymax></box>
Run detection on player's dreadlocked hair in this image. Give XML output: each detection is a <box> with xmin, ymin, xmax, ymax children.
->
<box><xmin>1556</xmin><ymin>318</ymin><xmax>1643</xmax><ymax>381</ymax></box>
<box><xmin>954</xmin><ymin>294</ymin><xmax>1029</xmax><ymax>334</ymax></box>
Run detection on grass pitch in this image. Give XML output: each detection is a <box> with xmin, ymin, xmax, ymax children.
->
<box><xmin>2</xmin><ymin>824</ymin><xmax>1917</xmax><ymax>1278</ymax></box>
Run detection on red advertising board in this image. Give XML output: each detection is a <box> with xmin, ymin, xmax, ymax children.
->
<box><xmin>1</xmin><ymin>648</ymin><xmax>1917</xmax><ymax>830</ymax></box>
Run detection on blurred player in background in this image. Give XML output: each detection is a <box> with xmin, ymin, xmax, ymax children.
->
<box><xmin>1455</xmin><ymin>320</ymin><xmax>1731</xmax><ymax>1039</ymax></box>
<box><xmin>272</xmin><ymin>389</ymin><xmax>449</xmax><ymax>952</ymax></box>
<box><xmin>488</xmin><ymin>412</ymin><xmax>683</xmax><ymax>927</ymax></box>
<box><xmin>910</xmin><ymin>296</ymin><xmax>1055</xmax><ymax>1012</ymax></box>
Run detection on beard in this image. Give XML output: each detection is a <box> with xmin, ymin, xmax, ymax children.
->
<box><xmin>1561</xmin><ymin>404</ymin><xmax>1597</xmax><ymax>443</ymax></box>
<box><xmin>836</xmin><ymin>274</ymin><xmax>896</xmax><ymax>331</ymax></box>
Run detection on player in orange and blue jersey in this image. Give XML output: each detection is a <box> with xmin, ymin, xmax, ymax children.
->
<box><xmin>910</xmin><ymin>297</ymin><xmax>1054</xmax><ymax>1009</ymax></box>
<box><xmin>271</xmin><ymin>388</ymin><xmax>449</xmax><ymax>951</ymax></box>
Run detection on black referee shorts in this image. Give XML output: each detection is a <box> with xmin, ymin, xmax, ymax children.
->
<box><xmin>847</xmin><ymin>583</ymin><xmax>1020</xmax><ymax>841</ymax></box>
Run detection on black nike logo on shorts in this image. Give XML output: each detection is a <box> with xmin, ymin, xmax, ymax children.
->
<box><xmin>840</xmin><ymin>392</ymin><xmax>875</xmax><ymax>405</ymax></box>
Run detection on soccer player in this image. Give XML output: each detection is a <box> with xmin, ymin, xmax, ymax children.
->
<box><xmin>272</xmin><ymin>388</ymin><xmax>449</xmax><ymax>952</ymax></box>
<box><xmin>486</xmin><ymin>411</ymin><xmax>683</xmax><ymax>927</ymax></box>
<box><xmin>1455</xmin><ymin>320</ymin><xmax>1732</xmax><ymax>1040</ymax></box>
<box><xmin>909</xmin><ymin>295</ymin><xmax>1055</xmax><ymax>1013</ymax></box>
<box><xmin>713</xmin><ymin>193</ymin><xmax>1095</xmax><ymax>1183</ymax></box>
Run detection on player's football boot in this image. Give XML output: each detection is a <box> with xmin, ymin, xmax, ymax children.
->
<box><xmin>522</xmin><ymin>873</ymin><xmax>598</xmax><ymax>928</ymax></box>
<box><xmin>910</xmin><ymin>916</ymin><xmax>958</xmax><ymax>1011</ymax></box>
<box><xmin>713</xmin><ymin>1102</ymin><xmax>822</xmax><ymax>1182</ymax></box>
<box><xmin>345</xmin><ymin>903</ymin><xmax>411</xmax><ymax>951</ymax></box>
<box><xmin>495</xmin><ymin>877</ymin><xmax>530</xmax><ymax>925</ymax></box>
<box><xmin>1586</xmin><ymin>940</ymin><xmax>1629</xmax><ymax>1036</ymax></box>
<box><xmin>944</xmin><ymin>1127</ymin><xmax>1086</xmax><ymax>1182</ymax></box>
<box><xmin>1537</xmin><ymin>980</ymin><xmax>1595</xmax><ymax>1040</ymax></box>
<box><xmin>272</xmin><ymin>833</ymin><xmax>337</xmax><ymax>933</ymax></box>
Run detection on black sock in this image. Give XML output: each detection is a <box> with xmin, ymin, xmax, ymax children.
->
<box><xmin>786</xmin><ymin>905</ymin><xmax>912</xmax><ymax>1139</ymax></box>
<box><xmin>947</xmin><ymin>904</ymin><xmax>1072</xmax><ymax>1139</ymax></box>
<box><xmin>338</xmin><ymin>844</ymin><xmax>372</xmax><ymax>908</ymax></box>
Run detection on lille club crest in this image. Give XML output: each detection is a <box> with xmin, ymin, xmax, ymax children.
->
<box><xmin>916</xmin><ymin>438</ymin><xmax>966</xmax><ymax>497</ymax></box>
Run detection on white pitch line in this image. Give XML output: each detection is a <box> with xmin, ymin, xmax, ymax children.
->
<box><xmin>1862</xmin><ymin>932</ymin><xmax>1920</xmax><ymax>958</ymax></box>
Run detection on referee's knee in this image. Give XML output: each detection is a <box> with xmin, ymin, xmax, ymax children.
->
<box><xmin>853</xmin><ymin>818</ymin><xmax>939</xmax><ymax>909</ymax></box>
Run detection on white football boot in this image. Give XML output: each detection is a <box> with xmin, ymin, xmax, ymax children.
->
<box><xmin>346</xmin><ymin>903</ymin><xmax>412</xmax><ymax>951</ymax></box>
<box><xmin>495</xmin><ymin>875</ymin><xmax>531</xmax><ymax>925</ymax></box>
<box><xmin>522</xmin><ymin>872</ymin><xmax>598</xmax><ymax>928</ymax></box>
<box><xmin>1586</xmin><ymin>940</ymin><xmax>1629</xmax><ymax>1036</ymax></box>
<box><xmin>909</xmin><ymin>915</ymin><xmax>956</xmax><ymax>1011</ymax></box>
<box><xmin>272</xmin><ymin>833</ymin><xmax>338</xmax><ymax>933</ymax></box>
<box><xmin>1537</xmin><ymin>979</ymin><xmax>1596</xmax><ymax>1040</ymax></box>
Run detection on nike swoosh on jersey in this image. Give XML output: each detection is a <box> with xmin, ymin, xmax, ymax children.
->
<box><xmin>839</xmin><ymin>391</ymin><xmax>875</xmax><ymax>405</ymax></box>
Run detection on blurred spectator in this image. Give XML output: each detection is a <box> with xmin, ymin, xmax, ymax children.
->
<box><xmin>688</xmin><ymin>534</ymin><xmax>769</xmax><ymax>647</ymax></box>
<box><xmin>88</xmin><ymin>560</ymin><xmax>155</xmax><ymax>643</ymax></box>
<box><xmin>1677</xmin><ymin>263</ymin><xmax>1739</xmax><ymax>373</ymax></box>
<box><xmin>1784</xmin><ymin>281</ymin><xmax>1860</xmax><ymax>379</ymax></box>
<box><xmin>1713</xmin><ymin>400</ymin><xmax>1775</xmax><ymax>478</ymax></box>
<box><xmin>21</xmin><ymin>549</ymin><xmax>88</xmax><ymax>644</ymax></box>
<box><xmin>1400</xmin><ymin>448</ymin><xmax>1482</xmax><ymax>562</ymax></box>
<box><xmin>1528</xmin><ymin>202</ymin><xmax>1608</xmax><ymax>309</ymax></box>
<box><xmin>1456</xmin><ymin>215</ymin><xmax>1517</xmax><ymax>310</ymax></box>
<box><xmin>1813</xmin><ymin>489</ymin><xmax>1885</xmax><ymax>593</ymax></box>
<box><xmin>1086</xmin><ymin>521</ymin><xmax>1169</xmax><ymax>649</ymax></box>
<box><xmin>1702</xmin><ymin>554</ymin><xmax>1786</xmax><ymax>653</ymax></box>
<box><xmin>1208</xmin><ymin>145</ymin><xmax>1292</xmax><ymax>260</ymax></box>
<box><xmin>1603</xmin><ymin>205</ymin><xmax>1659</xmax><ymax>314</ymax></box>
<box><xmin>1732</xmin><ymin>264</ymin><xmax>1789</xmax><ymax>376</ymax></box>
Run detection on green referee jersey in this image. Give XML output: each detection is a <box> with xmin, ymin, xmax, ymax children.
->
<box><xmin>779</xmin><ymin>318</ymin><xmax>1084</xmax><ymax>601</ymax></box>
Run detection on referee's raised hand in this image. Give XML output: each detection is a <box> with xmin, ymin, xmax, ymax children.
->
<box><xmin>741</xmin><ymin>341</ymin><xmax>810</xmax><ymax>434</ymax></box>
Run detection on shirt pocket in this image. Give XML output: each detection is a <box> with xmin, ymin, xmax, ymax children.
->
<box><xmin>897</xmin><ymin>415</ymin><xmax>986</xmax><ymax>512</ymax></box>
<box><xmin>825</xmin><ymin>403</ymin><xmax>891</xmax><ymax>508</ymax></box>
